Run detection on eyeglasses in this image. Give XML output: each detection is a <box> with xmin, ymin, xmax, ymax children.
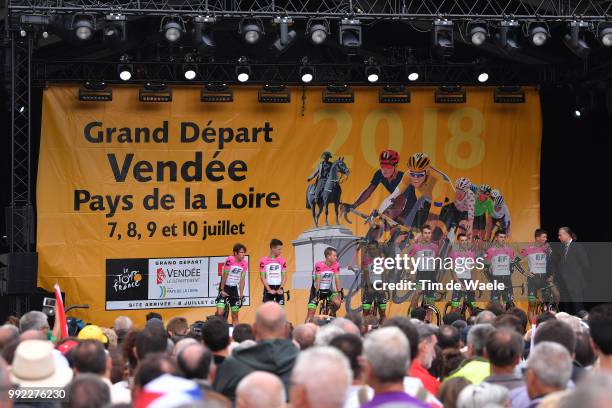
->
<box><xmin>409</xmin><ymin>172</ymin><xmax>426</xmax><ymax>178</ymax></box>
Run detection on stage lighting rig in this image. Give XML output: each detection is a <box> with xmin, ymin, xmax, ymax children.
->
<box><xmin>494</xmin><ymin>86</ymin><xmax>525</xmax><ymax>103</ymax></box>
<box><xmin>496</xmin><ymin>20</ymin><xmax>520</xmax><ymax>53</ymax></box>
<box><xmin>307</xmin><ymin>19</ymin><xmax>330</xmax><ymax>45</ymax></box>
<box><xmin>139</xmin><ymin>83</ymin><xmax>172</xmax><ymax>102</ymax></box>
<box><xmin>563</xmin><ymin>21</ymin><xmax>591</xmax><ymax>58</ymax></box>
<box><xmin>193</xmin><ymin>15</ymin><xmax>215</xmax><ymax>48</ymax></box>
<box><xmin>78</xmin><ymin>82</ymin><xmax>112</xmax><ymax>101</ymax></box>
<box><xmin>339</xmin><ymin>19</ymin><xmax>362</xmax><ymax>49</ymax></box>
<box><xmin>183</xmin><ymin>54</ymin><xmax>197</xmax><ymax>80</ymax></box>
<box><xmin>201</xmin><ymin>84</ymin><xmax>233</xmax><ymax>102</ymax></box>
<box><xmin>477</xmin><ymin>72</ymin><xmax>489</xmax><ymax>83</ymax></box>
<box><xmin>379</xmin><ymin>85</ymin><xmax>410</xmax><ymax>104</ymax></box>
<box><xmin>433</xmin><ymin>20</ymin><xmax>454</xmax><ymax>57</ymax></box>
<box><xmin>161</xmin><ymin>17</ymin><xmax>185</xmax><ymax>43</ymax></box>
<box><xmin>117</xmin><ymin>54</ymin><xmax>132</xmax><ymax>81</ymax></box>
<box><xmin>72</xmin><ymin>14</ymin><xmax>95</xmax><ymax>41</ymax></box>
<box><xmin>323</xmin><ymin>85</ymin><xmax>354</xmax><ymax>103</ymax></box>
<box><xmin>104</xmin><ymin>14</ymin><xmax>127</xmax><ymax>43</ymax></box>
<box><xmin>235</xmin><ymin>57</ymin><xmax>251</xmax><ymax>82</ymax></box>
<box><xmin>258</xmin><ymin>85</ymin><xmax>291</xmax><ymax>103</ymax></box>
<box><xmin>435</xmin><ymin>85</ymin><xmax>466</xmax><ymax>103</ymax></box>
<box><xmin>528</xmin><ymin>23</ymin><xmax>549</xmax><ymax>46</ymax></box>
<box><xmin>272</xmin><ymin>17</ymin><xmax>297</xmax><ymax>53</ymax></box>
<box><xmin>299</xmin><ymin>58</ymin><xmax>314</xmax><ymax>83</ymax></box>
<box><xmin>598</xmin><ymin>24</ymin><xmax>612</xmax><ymax>46</ymax></box>
<box><xmin>467</xmin><ymin>22</ymin><xmax>488</xmax><ymax>46</ymax></box>
<box><xmin>241</xmin><ymin>19</ymin><xmax>264</xmax><ymax>44</ymax></box>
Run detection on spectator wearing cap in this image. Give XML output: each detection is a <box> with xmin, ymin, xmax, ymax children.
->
<box><xmin>409</xmin><ymin>325</ymin><xmax>440</xmax><ymax>396</ymax></box>
<box><xmin>73</xmin><ymin>339</ymin><xmax>131</xmax><ymax>404</ymax></box>
<box><xmin>10</xmin><ymin>340</ymin><xmax>74</xmax><ymax>391</ymax></box>
<box><xmin>587</xmin><ymin>304</ymin><xmax>612</xmax><ymax>374</ymax></box>
<box><xmin>290</xmin><ymin>346</ymin><xmax>352</xmax><ymax>408</ymax></box>
<box><xmin>509</xmin><ymin>342</ymin><xmax>573</xmax><ymax>408</ymax></box>
<box><xmin>78</xmin><ymin>325</ymin><xmax>109</xmax><ymax>347</ymax></box>
<box><xmin>446</xmin><ymin>324</ymin><xmax>495</xmax><ymax>384</ymax></box>
<box><xmin>213</xmin><ymin>302</ymin><xmax>298</xmax><ymax>402</ymax></box>
<box><xmin>484</xmin><ymin>328</ymin><xmax>524</xmax><ymax>391</ymax></box>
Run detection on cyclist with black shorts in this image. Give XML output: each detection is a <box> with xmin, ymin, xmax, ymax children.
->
<box><xmin>441</xmin><ymin>177</ymin><xmax>475</xmax><ymax>235</ymax></box>
<box><xmin>449</xmin><ymin>233</ymin><xmax>478</xmax><ymax>313</ymax></box>
<box><xmin>521</xmin><ymin>228</ymin><xmax>554</xmax><ymax>322</ymax></box>
<box><xmin>216</xmin><ymin>243</ymin><xmax>248</xmax><ymax>326</ymax></box>
<box><xmin>259</xmin><ymin>238</ymin><xmax>288</xmax><ymax>305</ymax></box>
<box><xmin>484</xmin><ymin>230</ymin><xmax>515</xmax><ymax>305</ymax></box>
<box><xmin>473</xmin><ymin>184</ymin><xmax>494</xmax><ymax>240</ymax></box>
<box><xmin>488</xmin><ymin>189</ymin><xmax>512</xmax><ymax>240</ymax></box>
<box><xmin>408</xmin><ymin>224</ymin><xmax>440</xmax><ymax>314</ymax></box>
<box><xmin>305</xmin><ymin>247</ymin><xmax>341</xmax><ymax>323</ymax></box>
<box><xmin>361</xmin><ymin>243</ymin><xmax>388</xmax><ymax>323</ymax></box>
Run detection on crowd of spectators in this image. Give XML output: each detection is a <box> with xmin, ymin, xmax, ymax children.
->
<box><xmin>1</xmin><ymin>303</ymin><xmax>612</xmax><ymax>408</ymax></box>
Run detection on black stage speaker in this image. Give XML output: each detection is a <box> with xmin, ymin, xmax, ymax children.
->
<box><xmin>0</xmin><ymin>252</ymin><xmax>37</xmax><ymax>295</ymax></box>
<box><xmin>4</xmin><ymin>205</ymin><xmax>36</xmax><ymax>248</ymax></box>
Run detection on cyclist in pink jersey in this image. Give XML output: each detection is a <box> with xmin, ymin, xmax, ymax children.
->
<box><xmin>449</xmin><ymin>233</ymin><xmax>479</xmax><ymax>313</ymax></box>
<box><xmin>408</xmin><ymin>224</ymin><xmax>440</xmax><ymax>316</ymax></box>
<box><xmin>259</xmin><ymin>238</ymin><xmax>288</xmax><ymax>305</ymax></box>
<box><xmin>216</xmin><ymin>243</ymin><xmax>248</xmax><ymax>325</ymax></box>
<box><xmin>484</xmin><ymin>230</ymin><xmax>515</xmax><ymax>305</ymax></box>
<box><xmin>305</xmin><ymin>247</ymin><xmax>341</xmax><ymax>323</ymax></box>
<box><xmin>521</xmin><ymin>228</ymin><xmax>555</xmax><ymax>322</ymax></box>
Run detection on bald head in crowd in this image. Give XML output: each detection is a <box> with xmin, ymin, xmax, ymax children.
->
<box><xmin>0</xmin><ymin>325</ymin><xmax>18</xmax><ymax>351</ymax></box>
<box><xmin>236</xmin><ymin>371</ymin><xmax>286</xmax><ymax>408</ymax></box>
<box><xmin>254</xmin><ymin>302</ymin><xmax>288</xmax><ymax>340</ymax></box>
<box><xmin>293</xmin><ymin>324</ymin><xmax>317</xmax><ymax>350</ymax></box>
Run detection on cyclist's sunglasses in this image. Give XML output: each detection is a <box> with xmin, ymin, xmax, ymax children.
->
<box><xmin>409</xmin><ymin>171</ymin><xmax>426</xmax><ymax>178</ymax></box>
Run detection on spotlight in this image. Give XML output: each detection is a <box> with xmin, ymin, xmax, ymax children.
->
<box><xmin>241</xmin><ymin>19</ymin><xmax>263</xmax><ymax>44</ymax></box>
<box><xmin>20</xmin><ymin>30</ymin><xmax>27</xmax><ymax>37</ymax></box>
<box><xmin>496</xmin><ymin>20</ymin><xmax>520</xmax><ymax>52</ymax></box>
<box><xmin>72</xmin><ymin>15</ymin><xmax>95</xmax><ymax>41</ymax></box>
<box><xmin>379</xmin><ymin>85</ymin><xmax>410</xmax><ymax>104</ymax></box>
<box><xmin>573</xmin><ymin>109</ymin><xmax>582</xmax><ymax>118</ymax></box>
<box><xmin>299</xmin><ymin>64</ymin><xmax>314</xmax><ymax>83</ymax></box>
<box><xmin>307</xmin><ymin>19</ymin><xmax>329</xmax><ymax>44</ymax></box>
<box><xmin>598</xmin><ymin>25</ymin><xmax>612</xmax><ymax>46</ymax></box>
<box><xmin>339</xmin><ymin>19</ymin><xmax>362</xmax><ymax>48</ymax></box>
<box><xmin>528</xmin><ymin>23</ymin><xmax>549</xmax><ymax>46</ymax></box>
<box><xmin>104</xmin><ymin>14</ymin><xmax>127</xmax><ymax>43</ymax></box>
<box><xmin>183</xmin><ymin>64</ymin><xmax>197</xmax><ymax>80</ymax></box>
<box><xmin>433</xmin><ymin>20</ymin><xmax>454</xmax><ymax>57</ymax></box>
<box><xmin>161</xmin><ymin>17</ymin><xmax>184</xmax><ymax>43</ymax></box>
<box><xmin>193</xmin><ymin>15</ymin><xmax>215</xmax><ymax>48</ymax></box>
<box><xmin>117</xmin><ymin>54</ymin><xmax>132</xmax><ymax>81</ymax></box>
<box><xmin>79</xmin><ymin>82</ymin><xmax>112</xmax><ymax>101</ymax></box>
<box><xmin>468</xmin><ymin>24</ymin><xmax>488</xmax><ymax>46</ymax></box>
<box><xmin>477</xmin><ymin>72</ymin><xmax>489</xmax><ymax>83</ymax></box>
<box><xmin>323</xmin><ymin>85</ymin><xmax>354</xmax><ymax>103</ymax></box>
<box><xmin>435</xmin><ymin>85</ymin><xmax>466</xmax><ymax>104</ymax></box>
<box><xmin>201</xmin><ymin>84</ymin><xmax>233</xmax><ymax>102</ymax></box>
<box><xmin>272</xmin><ymin>17</ymin><xmax>297</xmax><ymax>53</ymax></box>
<box><xmin>258</xmin><ymin>85</ymin><xmax>291</xmax><ymax>103</ymax></box>
<box><xmin>494</xmin><ymin>86</ymin><xmax>525</xmax><ymax>103</ymax></box>
<box><xmin>563</xmin><ymin>21</ymin><xmax>591</xmax><ymax>58</ymax></box>
<box><xmin>365</xmin><ymin>59</ymin><xmax>380</xmax><ymax>83</ymax></box>
<box><xmin>235</xmin><ymin>57</ymin><xmax>251</xmax><ymax>82</ymax></box>
<box><xmin>407</xmin><ymin>69</ymin><xmax>420</xmax><ymax>81</ymax></box>
<box><xmin>139</xmin><ymin>83</ymin><xmax>172</xmax><ymax>103</ymax></box>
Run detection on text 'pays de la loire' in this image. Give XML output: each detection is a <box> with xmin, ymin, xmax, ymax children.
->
<box><xmin>83</xmin><ymin>120</ymin><xmax>273</xmax><ymax>150</ymax></box>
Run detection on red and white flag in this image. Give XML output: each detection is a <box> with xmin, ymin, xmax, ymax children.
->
<box><xmin>54</xmin><ymin>284</ymin><xmax>68</xmax><ymax>339</ymax></box>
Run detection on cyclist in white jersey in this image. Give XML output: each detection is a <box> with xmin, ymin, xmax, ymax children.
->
<box><xmin>521</xmin><ymin>228</ymin><xmax>556</xmax><ymax>322</ymax></box>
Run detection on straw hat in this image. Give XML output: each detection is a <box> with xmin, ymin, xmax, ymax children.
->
<box><xmin>10</xmin><ymin>340</ymin><xmax>73</xmax><ymax>387</ymax></box>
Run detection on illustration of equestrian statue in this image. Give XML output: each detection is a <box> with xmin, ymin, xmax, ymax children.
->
<box><xmin>306</xmin><ymin>151</ymin><xmax>350</xmax><ymax>227</ymax></box>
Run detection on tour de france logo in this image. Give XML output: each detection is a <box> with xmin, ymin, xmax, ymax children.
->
<box><xmin>113</xmin><ymin>268</ymin><xmax>143</xmax><ymax>292</ymax></box>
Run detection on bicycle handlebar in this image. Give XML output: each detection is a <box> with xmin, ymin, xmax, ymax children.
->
<box><xmin>65</xmin><ymin>304</ymin><xmax>89</xmax><ymax>313</ymax></box>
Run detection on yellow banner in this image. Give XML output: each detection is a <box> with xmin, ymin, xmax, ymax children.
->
<box><xmin>37</xmin><ymin>86</ymin><xmax>541</xmax><ymax>326</ymax></box>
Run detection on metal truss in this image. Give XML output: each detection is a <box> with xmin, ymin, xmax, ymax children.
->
<box><xmin>7</xmin><ymin>0</ymin><xmax>612</xmax><ymax>20</ymax></box>
<box><xmin>33</xmin><ymin>59</ymin><xmax>556</xmax><ymax>85</ymax></box>
<box><xmin>9</xmin><ymin>34</ymin><xmax>35</xmax><ymax>253</ymax></box>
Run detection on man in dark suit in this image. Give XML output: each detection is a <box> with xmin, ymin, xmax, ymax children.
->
<box><xmin>553</xmin><ymin>227</ymin><xmax>588</xmax><ymax>315</ymax></box>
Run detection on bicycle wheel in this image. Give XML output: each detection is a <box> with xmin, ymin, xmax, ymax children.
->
<box><xmin>426</xmin><ymin>305</ymin><xmax>442</xmax><ymax>326</ymax></box>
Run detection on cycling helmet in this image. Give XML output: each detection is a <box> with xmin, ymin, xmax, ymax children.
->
<box><xmin>490</xmin><ymin>189</ymin><xmax>501</xmax><ymax>199</ymax></box>
<box><xmin>494</xmin><ymin>194</ymin><xmax>505</xmax><ymax>207</ymax></box>
<box><xmin>469</xmin><ymin>184</ymin><xmax>478</xmax><ymax>194</ymax></box>
<box><xmin>455</xmin><ymin>177</ymin><xmax>471</xmax><ymax>191</ymax></box>
<box><xmin>479</xmin><ymin>184</ymin><xmax>492</xmax><ymax>194</ymax></box>
<box><xmin>408</xmin><ymin>153</ymin><xmax>430</xmax><ymax>171</ymax></box>
<box><xmin>379</xmin><ymin>150</ymin><xmax>400</xmax><ymax>166</ymax></box>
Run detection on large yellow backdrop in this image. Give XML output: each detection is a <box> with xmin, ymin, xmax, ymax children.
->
<box><xmin>37</xmin><ymin>86</ymin><xmax>541</xmax><ymax>327</ymax></box>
